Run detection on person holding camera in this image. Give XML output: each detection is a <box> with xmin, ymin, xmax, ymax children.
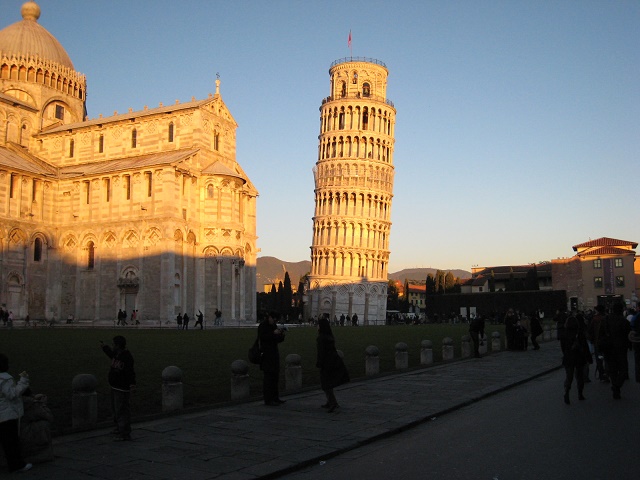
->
<box><xmin>101</xmin><ymin>336</ymin><xmax>136</xmax><ymax>440</ymax></box>
<box><xmin>0</xmin><ymin>353</ymin><xmax>32</xmax><ymax>472</ymax></box>
<box><xmin>259</xmin><ymin>312</ymin><xmax>286</xmax><ymax>406</ymax></box>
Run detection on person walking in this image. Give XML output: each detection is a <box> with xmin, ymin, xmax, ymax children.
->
<box><xmin>561</xmin><ymin>313</ymin><xmax>591</xmax><ymax>404</ymax></box>
<box><xmin>182</xmin><ymin>312</ymin><xmax>189</xmax><ymax>330</ymax></box>
<box><xmin>601</xmin><ymin>303</ymin><xmax>631</xmax><ymax>399</ymax></box>
<box><xmin>258</xmin><ymin>312</ymin><xmax>286</xmax><ymax>406</ymax></box>
<box><xmin>194</xmin><ymin>310</ymin><xmax>204</xmax><ymax>330</ymax></box>
<box><xmin>316</xmin><ymin>316</ymin><xmax>350</xmax><ymax>412</ymax></box>
<box><xmin>587</xmin><ymin>305</ymin><xmax>609</xmax><ymax>382</ymax></box>
<box><xmin>176</xmin><ymin>313</ymin><xmax>183</xmax><ymax>329</ymax></box>
<box><xmin>529</xmin><ymin>311</ymin><xmax>543</xmax><ymax>350</ymax></box>
<box><xmin>214</xmin><ymin>308</ymin><xmax>222</xmax><ymax>326</ymax></box>
<box><xmin>101</xmin><ymin>336</ymin><xmax>136</xmax><ymax>441</ymax></box>
<box><xmin>0</xmin><ymin>353</ymin><xmax>32</xmax><ymax>473</ymax></box>
<box><xmin>469</xmin><ymin>314</ymin><xmax>485</xmax><ymax>358</ymax></box>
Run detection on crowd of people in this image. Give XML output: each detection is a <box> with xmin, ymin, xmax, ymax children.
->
<box><xmin>557</xmin><ymin>303</ymin><xmax>638</xmax><ymax>403</ymax></box>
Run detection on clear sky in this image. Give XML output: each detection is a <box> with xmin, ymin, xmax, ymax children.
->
<box><xmin>4</xmin><ymin>0</ymin><xmax>638</xmax><ymax>272</ymax></box>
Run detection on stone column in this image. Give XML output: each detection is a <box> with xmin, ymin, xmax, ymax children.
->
<box><xmin>479</xmin><ymin>334</ymin><xmax>488</xmax><ymax>355</ymax></box>
<box><xmin>543</xmin><ymin>324</ymin><xmax>551</xmax><ymax>341</ymax></box>
<box><xmin>420</xmin><ymin>340</ymin><xmax>433</xmax><ymax>365</ymax></box>
<box><xmin>491</xmin><ymin>331</ymin><xmax>502</xmax><ymax>351</ymax></box>
<box><xmin>230</xmin><ymin>360</ymin><xmax>250</xmax><ymax>400</ymax></box>
<box><xmin>442</xmin><ymin>337</ymin><xmax>454</xmax><ymax>361</ymax></box>
<box><xmin>461</xmin><ymin>335</ymin><xmax>472</xmax><ymax>358</ymax></box>
<box><xmin>162</xmin><ymin>366</ymin><xmax>183</xmax><ymax>412</ymax></box>
<box><xmin>71</xmin><ymin>374</ymin><xmax>97</xmax><ymax>429</ymax></box>
<box><xmin>285</xmin><ymin>354</ymin><xmax>302</xmax><ymax>392</ymax></box>
<box><xmin>395</xmin><ymin>342</ymin><xmax>408</xmax><ymax>369</ymax></box>
<box><xmin>365</xmin><ymin>345</ymin><xmax>379</xmax><ymax>376</ymax></box>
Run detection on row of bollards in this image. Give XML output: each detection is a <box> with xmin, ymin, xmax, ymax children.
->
<box><xmin>72</xmin><ymin>325</ymin><xmax>554</xmax><ymax>429</ymax></box>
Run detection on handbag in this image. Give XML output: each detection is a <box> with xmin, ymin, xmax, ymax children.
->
<box><xmin>248</xmin><ymin>337</ymin><xmax>262</xmax><ymax>364</ymax></box>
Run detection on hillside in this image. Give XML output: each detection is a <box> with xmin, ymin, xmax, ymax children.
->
<box><xmin>388</xmin><ymin>268</ymin><xmax>472</xmax><ymax>282</ymax></box>
<box><xmin>256</xmin><ymin>257</ymin><xmax>471</xmax><ymax>289</ymax></box>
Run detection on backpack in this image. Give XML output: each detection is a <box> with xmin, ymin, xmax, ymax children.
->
<box><xmin>248</xmin><ymin>337</ymin><xmax>262</xmax><ymax>364</ymax></box>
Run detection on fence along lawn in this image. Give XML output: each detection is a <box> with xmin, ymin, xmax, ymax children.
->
<box><xmin>0</xmin><ymin>323</ymin><xmax>506</xmax><ymax>434</ymax></box>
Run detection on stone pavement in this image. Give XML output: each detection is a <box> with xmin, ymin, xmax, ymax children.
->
<box><xmin>20</xmin><ymin>345</ymin><xmax>563</xmax><ymax>480</ymax></box>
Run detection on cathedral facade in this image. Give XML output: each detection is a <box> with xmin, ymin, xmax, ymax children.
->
<box><xmin>0</xmin><ymin>3</ymin><xmax>258</xmax><ymax>324</ymax></box>
<box><xmin>307</xmin><ymin>57</ymin><xmax>396</xmax><ymax>325</ymax></box>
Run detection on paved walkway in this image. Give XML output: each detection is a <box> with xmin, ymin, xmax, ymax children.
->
<box><xmin>21</xmin><ymin>345</ymin><xmax>563</xmax><ymax>479</ymax></box>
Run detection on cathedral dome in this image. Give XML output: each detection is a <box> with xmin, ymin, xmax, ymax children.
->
<box><xmin>0</xmin><ymin>2</ymin><xmax>74</xmax><ymax>70</ymax></box>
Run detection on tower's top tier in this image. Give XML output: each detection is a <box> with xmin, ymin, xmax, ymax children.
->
<box><xmin>326</xmin><ymin>57</ymin><xmax>393</xmax><ymax>109</ymax></box>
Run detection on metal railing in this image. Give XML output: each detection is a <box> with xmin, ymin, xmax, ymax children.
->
<box><xmin>330</xmin><ymin>57</ymin><xmax>387</xmax><ymax>69</ymax></box>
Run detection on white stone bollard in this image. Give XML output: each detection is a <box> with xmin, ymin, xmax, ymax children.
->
<box><xmin>479</xmin><ymin>334</ymin><xmax>488</xmax><ymax>355</ymax></box>
<box><xmin>420</xmin><ymin>340</ymin><xmax>433</xmax><ymax>365</ymax></box>
<box><xmin>395</xmin><ymin>342</ymin><xmax>409</xmax><ymax>370</ymax></box>
<box><xmin>543</xmin><ymin>324</ymin><xmax>551</xmax><ymax>341</ymax></box>
<box><xmin>230</xmin><ymin>360</ymin><xmax>250</xmax><ymax>400</ymax></box>
<box><xmin>461</xmin><ymin>335</ymin><xmax>472</xmax><ymax>358</ymax></box>
<box><xmin>491</xmin><ymin>331</ymin><xmax>502</xmax><ymax>351</ymax></box>
<box><xmin>72</xmin><ymin>374</ymin><xmax>98</xmax><ymax>429</ymax></box>
<box><xmin>442</xmin><ymin>337</ymin><xmax>454</xmax><ymax>361</ymax></box>
<box><xmin>162</xmin><ymin>366</ymin><xmax>184</xmax><ymax>412</ymax></box>
<box><xmin>365</xmin><ymin>345</ymin><xmax>380</xmax><ymax>376</ymax></box>
<box><xmin>285</xmin><ymin>354</ymin><xmax>302</xmax><ymax>392</ymax></box>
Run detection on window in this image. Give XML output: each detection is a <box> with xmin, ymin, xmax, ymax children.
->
<box><xmin>207</xmin><ymin>184</ymin><xmax>214</xmax><ymax>198</ymax></box>
<box><xmin>340</xmin><ymin>81</ymin><xmax>346</xmax><ymax>97</ymax></box>
<box><xmin>104</xmin><ymin>178</ymin><xmax>111</xmax><ymax>202</ymax></box>
<box><xmin>87</xmin><ymin>241</ymin><xmax>95</xmax><ymax>269</ymax></box>
<box><xmin>84</xmin><ymin>180</ymin><xmax>90</xmax><ymax>204</ymax></box>
<box><xmin>131</xmin><ymin>129</ymin><xmax>137</xmax><ymax>148</ymax></box>
<box><xmin>69</xmin><ymin>139</ymin><xmax>74</xmax><ymax>157</ymax></box>
<box><xmin>168</xmin><ymin>122</ymin><xmax>174</xmax><ymax>142</ymax></box>
<box><xmin>9</xmin><ymin>174</ymin><xmax>15</xmax><ymax>198</ymax></box>
<box><xmin>213</xmin><ymin>132</ymin><xmax>219</xmax><ymax>151</ymax></box>
<box><xmin>34</xmin><ymin>238</ymin><xmax>42</xmax><ymax>262</ymax></box>
<box><xmin>593</xmin><ymin>259</ymin><xmax>601</xmax><ymax>269</ymax></box>
<box><xmin>363</xmin><ymin>82</ymin><xmax>371</xmax><ymax>97</ymax></box>
<box><xmin>145</xmin><ymin>172</ymin><xmax>152</xmax><ymax>197</ymax></box>
<box><xmin>32</xmin><ymin>179</ymin><xmax>38</xmax><ymax>201</ymax></box>
<box><xmin>616</xmin><ymin>276</ymin><xmax>625</xmax><ymax>287</ymax></box>
<box><xmin>55</xmin><ymin>105</ymin><xmax>64</xmax><ymax>120</ymax></box>
<box><xmin>594</xmin><ymin>277</ymin><xmax>603</xmax><ymax>288</ymax></box>
<box><xmin>614</xmin><ymin>258</ymin><xmax>623</xmax><ymax>268</ymax></box>
<box><xmin>98</xmin><ymin>134</ymin><xmax>104</xmax><ymax>153</ymax></box>
<box><xmin>124</xmin><ymin>175</ymin><xmax>131</xmax><ymax>200</ymax></box>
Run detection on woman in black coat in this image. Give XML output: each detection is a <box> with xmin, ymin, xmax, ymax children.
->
<box><xmin>258</xmin><ymin>312</ymin><xmax>286</xmax><ymax>406</ymax></box>
<box><xmin>316</xmin><ymin>316</ymin><xmax>349</xmax><ymax>413</ymax></box>
<box><xmin>561</xmin><ymin>313</ymin><xmax>592</xmax><ymax>404</ymax></box>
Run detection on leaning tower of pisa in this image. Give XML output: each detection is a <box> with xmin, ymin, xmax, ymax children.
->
<box><xmin>307</xmin><ymin>57</ymin><xmax>396</xmax><ymax>325</ymax></box>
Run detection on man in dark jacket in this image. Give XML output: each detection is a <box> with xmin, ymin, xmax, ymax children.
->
<box><xmin>602</xmin><ymin>303</ymin><xmax>631</xmax><ymax>399</ymax></box>
<box><xmin>469</xmin><ymin>314</ymin><xmax>485</xmax><ymax>358</ymax></box>
<box><xmin>101</xmin><ymin>335</ymin><xmax>136</xmax><ymax>440</ymax></box>
<box><xmin>258</xmin><ymin>312</ymin><xmax>286</xmax><ymax>406</ymax></box>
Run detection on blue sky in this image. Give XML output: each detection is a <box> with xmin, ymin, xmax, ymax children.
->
<box><xmin>4</xmin><ymin>0</ymin><xmax>638</xmax><ymax>272</ymax></box>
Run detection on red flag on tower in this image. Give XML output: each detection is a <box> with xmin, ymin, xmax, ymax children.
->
<box><xmin>348</xmin><ymin>30</ymin><xmax>352</xmax><ymax>49</ymax></box>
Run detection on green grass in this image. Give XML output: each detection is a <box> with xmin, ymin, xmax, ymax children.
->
<box><xmin>0</xmin><ymin>323</ymin><xmax>506</xmax><ymax>434</ymax></box>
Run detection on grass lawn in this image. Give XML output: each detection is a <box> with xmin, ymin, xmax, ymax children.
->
<box><xmin>0</xmin><ymin>323</ymin><xmax>506</xmax><ymax>434</ymax></box>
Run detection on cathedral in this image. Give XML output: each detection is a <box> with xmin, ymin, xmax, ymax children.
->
<box><xmin>0</xmin><ymin>2</ymin><xmax>258</xmax><ymax>324</ymax></box>
<box><xmin>306</xmin><ymin>57</ymin><xmax>396</xmax><ymax>324</ymax></box>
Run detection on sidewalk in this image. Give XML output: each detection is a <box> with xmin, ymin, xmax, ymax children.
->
<box><xmin>21</xmin><ymin>345</ymin><xmax>563</xmax><ymax>479</ymax></box>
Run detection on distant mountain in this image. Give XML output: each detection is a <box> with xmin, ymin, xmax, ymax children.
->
<box><xmin>256</xmin><ymin>257</ymin><xmax>471</xmax><ymax>289</ymax></box>
<box><xmin>257</xmin><ymin>257</ymin><xmax>311</xmax><ymax>289</ymax></box>
<box><xmin>388</xmin><ymin>268</ymin><xmax>472</xmax><ymax>282</ymax></box>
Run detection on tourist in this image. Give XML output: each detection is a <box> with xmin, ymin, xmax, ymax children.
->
<box><xmin>561</xmin><ymin>313</ymin><xmax>591</xmax><ymax>404</ymax></box>
<box><xmin>182</xmin><ymin>312</ymin><xmax>189</xmax><ymax>330</ymax></box>
<box><xmin>504</xmin><ymin>309</ymin><xmax>518</xmax><ymax>350</ymax></box>
<box><xmin>214</xmin><ymin>308</ymin><xmax>222</xmax><ymax>326</ymax></box>
<box><xmin>529</xmin><ymin>310</ymin><xmax>543</xmax><ymax>350</ymax></box>
<box><xmin>601</xmin><ymin>303</ymin><xmax>631</xmax><ymax>399</ymax></box>
<box><xmin>194</xmin><ymin>310</ymin><xmax>204</xmax><ymax>330</ymax></box>
<box><xmin>101</xmin><ymin>336</ymin><xmax>136</xmax><ymax>441</ymax></box>
<box><xmin>176</xmin><ymin>313</ymin><xmax>183</xmax><ymax>329</ymax></box>
<box><xmin>469</xmin><ymin>314</ymin><xmax>485</xmax><ymax>358</ymax></box>
<box><xmin>587</xmin><ymin>305</ymin><xmax>608</xmax><ymax>382</ymax></box>
<box><xmin>0</xmin><ymin>353</ymin><xmax>32</xmax><ymax>472</ymax></box>
<box><xmin>316</xmin><ymin>316</ymin><xmax>350</xmax><ymax>412</ymax></box>
<box><xmin>258</xmin><ymin>312</ymin><xmax>286</xmax><ymax>406</ymax></box>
